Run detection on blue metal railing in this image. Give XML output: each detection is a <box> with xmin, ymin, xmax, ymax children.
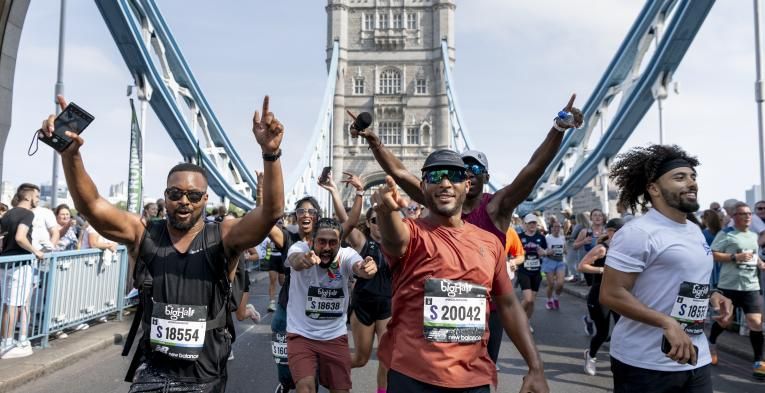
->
<box><xmin>0</xmin><ymin>247</ymin><xmax>129</xmax><ymax>348</ymax></box>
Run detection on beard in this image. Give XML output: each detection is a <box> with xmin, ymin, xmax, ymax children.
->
<box><xmin>661</xmin><ymin>187</ymin><xmax>699</xmax><ymax>214</ymax></box>
<box><xmin>168</xmin><ymin>207</ymin><xmax>203</xmax><ymax>230</ymax></box>
<box><xmin>316</xmin><ymin>248</ymin><xmax>339</xmax><ymax>269</ymax></box>
<box><xmin>427</xmin><ymin>190</ymin><xmax>466</xmax><ymax>217</ymax></box>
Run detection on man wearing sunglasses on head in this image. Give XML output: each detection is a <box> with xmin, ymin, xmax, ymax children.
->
<box><xmin>38</xmin><ymin>95</ymin><xmax>285</xmax><ymax>393</ymax></box>
<box><xmin>351</xmin><ymin>95</ymin><xmax>582</xmax><ymax>367</ymax></box>
<box><xmin>370</xmin><ymin>149</ymin><xmax>548</xmax><ymax>393</ymax></box>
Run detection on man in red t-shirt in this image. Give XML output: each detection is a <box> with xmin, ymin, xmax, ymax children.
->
<box><xmin>370</xmin><ymin>149</ymin><xmax>548</xmax><ymax>392</ymax></box>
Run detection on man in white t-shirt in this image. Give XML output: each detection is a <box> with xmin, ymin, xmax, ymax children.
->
<box><xmin>600</xmin><ymin>145</ymin><xmax>733</xmax><ymax>393</ymax></box>
<box><xmin>286</xmin><ymin>218</ymin><xmax>377</xmax><ymax>393</ymax></box>
<box><xmin>31</xmin><ymin>206</ymin><xmax>59</xmax><ymax>252</ymax></box>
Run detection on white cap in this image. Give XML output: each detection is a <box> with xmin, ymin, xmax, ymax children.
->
<box><xmin>523</xmin><ymin>213</ymin><xmax>538</xmax><ymax>224</ymax></box>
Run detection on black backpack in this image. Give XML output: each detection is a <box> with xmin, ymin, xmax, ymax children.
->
<box><xmin>122</xmin><ymin>220</ymin><xmax>231</xmax><ymax>382</ymax></box>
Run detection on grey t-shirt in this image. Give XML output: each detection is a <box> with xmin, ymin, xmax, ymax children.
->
<box><xmin>606</xmin><ymin>209</ymin><xmax>713</xmax><ymax>372</ymax></box>
<box><xmin>711</xmin><ymin>229</ymin><xmax>760</xmax><ymax>291</ymax></box>
<box><xmin>286</xmin><ymin>241</ymin><xmax>362</xmax><ymax>340</ymax></box>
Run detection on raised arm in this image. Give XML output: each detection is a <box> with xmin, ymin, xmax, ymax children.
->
<box><xmin>487</xmin><ymin>94</ymin><xmax>583</xmax><ymax>230</ymax></box>
<box><xmin>222</xmin><ymin>96</ymin><xmax>285</xmax><ymax>258</ymax></box>
<box><xmin>42</xmin><ymin>96</ymin><xmax>144</xmax><ymax>251</ymax></box>
<box><xmin>371</xmin><ymin>176</ymin><xmax>409</xmax><ymax>257</ymax></box>
<box><xmin>318</xmin><ymin>175</ymin><xmax>348</xmax><ymax>222</ymax></box>
<box><xmin>349</xmin><ymin>111</ymin><xmax>425</xmax><ymax>205</ymax></box>
<box><xmin>339</xmin><ymin>172</ymin><xmax>365</xmax><ymax>240</ymax></box>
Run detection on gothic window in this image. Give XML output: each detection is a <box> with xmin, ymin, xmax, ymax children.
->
<box><xmin>415</xmin><ymin>79</ymin><xmax>427</xmax><ymax>95</ymax></box>
<box><xmin>393</xmin><ymin>13</ymin><xmax>403</xmax><ymax>29</ymax></box>
<box><xmin>353</xmin><ymin>78</ymin><xmax>365</xmax><ymax>95</ymax></box>
<box><xmin>378</xmin><ymin>121</ymin><xmax>402</xmax><ymax>145</ymax></box>
<box><xmin>379</xmin><ymin>69</ymin><xmax>401</xmax><ymax>95</ymax></box>
<box><xmin>407</xmin><ymin>12</ymin><xmax>418</xmax><ymax>29</ymax></box>
<box><xmin>364</xmin><ymin>13</ymin><xmax>374</xmax><ymax>31</ymax></box>
<box><xmin>378</xmin><ymin>13</ymin><xmax>389</xmax><ymax>29</ymax></box>
<box><xmin>407</xmin><ymin>126</ymin><xmax>420</xmax><ymax>145</ymax></box>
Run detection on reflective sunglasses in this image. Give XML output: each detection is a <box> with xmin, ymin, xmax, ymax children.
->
<box><xmin>407</xmin><ymin>205</ymin><xmax>420</xmax><ymax>212</ymax></box>
<box><xmin>422</xmin><ymin>168</ymin><xmax>468</xmax><ymax>184</ymax></box>
<box><xmin>465</xmin><ymin>163</ymin><xmax>487</xmax><ymax>176</ymax></box>
<box><xmin>296</xmin><ymin>208</ymin><xmax>318</xmax><ymax>217</ymax></box>
<box><xmin>165</xmin><ymin>188</ymin><xmax>206</xmax><ymax>203</ymax></box>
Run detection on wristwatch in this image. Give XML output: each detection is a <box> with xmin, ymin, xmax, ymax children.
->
<box><xmin>355</xmin><ymin>190</ymin><xmax>364</xmax><ymax>197</ymax></box>
<box><xmin>262</xmin><ymin>149</ymin><xmax>282</xmax><ymax>162</ymax></box>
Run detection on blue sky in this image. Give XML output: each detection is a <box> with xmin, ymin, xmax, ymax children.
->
<box><xmin>5</xmin><ymin>1</ymin><xmax>762</xmax><ymax>210</ymax></box>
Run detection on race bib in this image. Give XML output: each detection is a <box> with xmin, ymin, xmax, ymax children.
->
<box><xmin>271</xmin><ymin>332</ymin><xmax>288</xmax><ymax>365</ymax></box>
<box><xmin>423</xmin><ymin>278</ymin><xmax>487</xmax><ymax>343</ymax></box>
<box><xmin>305</xmin><ymin>286</ymin><xmax>344</xmax><ymax>320</ymax></box>
<box><xmin>669</xmin><ymin>281</ymin><xmax>709</xmax><ymax>335</ymax></box>
<box><xmin>150</xmin><ymin>302</ymin><xmax>206</xmax><ymax>360</ymax></box>
<box><xmin>524</xmin><ymin>254</ymin><xmax>541</xmax><ymax>270</ymax></box>
<box><xmin>551</xmin><ymin>245</ymin><xmax>564</xmax><ymax>258</ymax></box>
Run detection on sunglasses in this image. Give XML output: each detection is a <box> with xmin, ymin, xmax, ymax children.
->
<box><xmin>165</xmin><ymin>188</ymin><xmax>206</xmax><ymax>203</ymax></box>
<box><xmin>369</xmin><ymin>217</ymin><xmax>377</xmax><ymax>224</ymax></box>
<box><xmin>422</xmin><ymin>168</ymin><xmax>468</xmax><ymax>184</ymax></box>
<box><xmin>296</xmin><ymin>208</ymin><xmax>318</xmax><ymax>217</ymax></box>
<box><xmin>407</xmin><ymin>205</ymin><xmax>420</xmax><ymax>212</ymax></box>
<box><xmin>756</xmin><ymin>206</ymin><xmax>765</xmax><ymax>211</ymax></box>
<box><xmin>465</xmin><ymin>163</ymin><xmax>487</xmax><ymax>176</ymax></box>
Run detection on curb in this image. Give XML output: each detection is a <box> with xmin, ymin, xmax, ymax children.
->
<box><xmin>560</xmin><ymin>285</ymin><xmax>751</xmax><ymax>363</ymax></box>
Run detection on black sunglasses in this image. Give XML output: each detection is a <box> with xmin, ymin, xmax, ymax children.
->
<box><xmin>369</xmin><ymin>217</ymin><xmax>377</xmax><ymax>224</ymax></box>
<box><xmin>165</xmin><ymin>188</ymin><xmax>206</xmax><ymax>203</ymax></box>
<box><xmin>422</xmin><ymin>168</ymin><xmax>468</xmax><ymax>184</ymax></box>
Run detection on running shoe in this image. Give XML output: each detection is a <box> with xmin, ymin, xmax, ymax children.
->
<box><xmin>268</xmin><ymin>300</ymin><xmax>277</xmax><ymax>312</ymax></box>
<box><xmin>1</xmin><ymin>340</ymin><xmax>33</xmax><ymax>359</ymax></box>
<box><xmin>709</xmin><ymin>344</ymin><xmax>718</xmax><ymax>366</ymax></box>
<box><xmin>274</xmin><ymin>384</ymin><xmax>287</xmax><ymax>393</ymax></box>
<box><xmin>553</xmin><ymin>299</ymin><xmax>560</xmax><ymax>310</ymax></box>
<box><xmin>582</xmin><ymin>315</ymin><xmax>595</xmax><ymax>336</ymax></box>
<box><xmin>564</xmin><ymin>275</ymin><xmax>576</xmax><ymax>282</ymax></box>
<box><xmin>583</xmin><ymin>349</ymin><xmax>597</xmax><ymax>376</ymax></box>
<box><xmin>529</xmin><ymin>324</ymin><xmax>534</xmax><ymax>334</ymax></box>
<box><xmin>545</xmin><ymin>300</ymin><xmax>554</xmax><ymax>310</ymax></box>
<box><xmin>75</xmin><ymin>323</ymin><xmax>89</xmax><ymax>331</ymax></box>
<box><xmin>228</xmin><ymin>349</ymin><xmax>234</xmax><ymax>361</ymax></box>
<box><xmin>52</xmin><ymin>331</ymin><xmax>68</xmax><ymax>340</ymax></box>
<box><xmin>0</xmin><ymin>340</ymin><xmax>15</xmax><ymax>357</ymax></box>
<box><xmin>246</xmin><ymin>304</ymin><xmax>261</xmax><ymax>323</ymax></box>
<box><xmin>753</xmin><ymin>361</ymin><xmax>765</xmax><ymax>380</ymax></box>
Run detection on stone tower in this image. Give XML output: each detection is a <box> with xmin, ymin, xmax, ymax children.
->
<box><xmin>326</xmin><ymin>0</ymin><xmax>456</xmax><ymax>199</ymax></box>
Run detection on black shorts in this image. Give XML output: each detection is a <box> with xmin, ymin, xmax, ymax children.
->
<box><xmin>388</xmin><ymin>369</ymin><xmax>489</xmax><ymax>393</ymax></box>
<box><xmin>718</xmin><ymin>288</ymin><xmax>763</xmax><ymax>314</ymax></box>
<box><xmin>129</xmin><ymin>364</ymin><xmax>226</xmax><ymax>393</ymax></box>
<box><xmin>517</xmin><ymin>271</ymin><xmax>542</xmax><ymax>292</ymax></box>
<box><xmin>351</xmin><ymin>295</ymin><xmax>391</xmax><ymax>326</ymax></box>
<box><xmin>611</xmin><ymin>357</ymin><xmax>711</xmax><ymax>393</ymax></box>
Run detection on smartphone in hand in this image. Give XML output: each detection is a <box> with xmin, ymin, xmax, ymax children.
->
<box><xmin>38</xmin><ymin>102</ymin><xmax>94</xmax><ymax>152</ymax></box>
<box><xmin>318</xmin><ymin>166</ymin><xmax>332</xmax><ymax>185</ymax></box>
<box><xmin>661</xmin><ymin>335</ymin><xmax>698</xmax><ymax>365</ymax></box>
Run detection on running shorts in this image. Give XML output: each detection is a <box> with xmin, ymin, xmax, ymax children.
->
<box><xmin>517</xmin><ymin>271</ymin><xmax>542</xmax><ymax>292</ymax></box>
<box><xmin>351</xmin><ymin>295</ymin><xmax>391</xmax><ymax>326</ymax></box>
<box><xmin>287</xmin><ymin>333</ymin><xmax>352</xmax><ymax>390</ymax></box>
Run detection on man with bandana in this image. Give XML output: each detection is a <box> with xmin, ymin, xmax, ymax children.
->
<box><xmin>285</xmin><ymin>218</ymin><xmax>378</xmax><ymax>393</ymax></box>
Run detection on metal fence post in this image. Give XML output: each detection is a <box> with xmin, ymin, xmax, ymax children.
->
<box><xmin>40</xmin><ymin>255</ymin><xmax>57</xmax><ymax>349</ymax></box>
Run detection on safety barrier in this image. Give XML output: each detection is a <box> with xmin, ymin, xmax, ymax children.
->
<box><xmin>0</xmin><ymin>247</ymin><xmax>129</xmax><ymax>348</ymax></box>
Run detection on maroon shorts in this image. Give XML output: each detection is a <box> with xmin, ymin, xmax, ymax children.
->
<box><xmin>287</xmin><ymin>333</ymin><xmax>352</xmax><ymax>390</ymax></box>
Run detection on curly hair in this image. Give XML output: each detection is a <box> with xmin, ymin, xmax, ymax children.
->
<box><xmin>609</xmin><ymin>144</ymin><xmax>699</xmax><ymax>213</ymax></box>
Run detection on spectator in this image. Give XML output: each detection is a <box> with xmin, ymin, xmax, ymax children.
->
<box><xmin>405</xmin><ymin>202</ymin><xmax>422</xmax><ymax>219</ymax></box>
<box><xmin>155</xmin><ymin>198</ymin><xmax>166</xmax><ymax>219</ymax></box>
<box><xmin>0</xmin><ymin>185</ymin><xmax>42</xmax><ymax>358</ymax></box>
<box><xmin>755</xmin><ymin>200</ymin><xmax>765</xmax><ymax>223</ymax></box>
<box><xmin>80</xmin><ymin>222</ymin><xmax>117</xmax><ymax>254</ymax></box>
<box><xmin>0</xmin><ymin>203</ymin><xmax>7</xmax><ymax>219</ymax></box>
<box><xmin>25</xmin><ymin>185</ymin><xmax>60</xmax><ymax>254</ymax></box>
<box><xmin>216</xmin><ymin>204</ymin><xmax>227</xmax><ymax>222</ymax></box>
<box><xmin>702</xmin><ymin>209</ymin><xmax>724</xmax><ymax>287</ymax></box>
<box><xmin>55</xmin><ymin>204</ymin><xmax>80</xmax><ymax>251</ymax></box>
<box><xmin>141</xmin><ymin>202</ymin><xmax>158</xmax><ymax>222</ymax></box>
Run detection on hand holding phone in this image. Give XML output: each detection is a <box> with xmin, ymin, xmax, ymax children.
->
<box><xmin>318</xmin><ymin>166</ymin><xmax>332</xmax><ymax>185</ymax></box>
<box><xmin>38</xmin><ymin>99</ymin><xmax>94</xmax><ymax>153</ymax></box>
<box><xmin>661</xmin><ymin>335</ymin><xmax>698</xmax><ymax>366</ymax></box>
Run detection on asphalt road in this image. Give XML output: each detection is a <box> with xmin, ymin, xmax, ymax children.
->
<box><xmin>11</xmin><ymin>275</ymin><xmax>765</xmax><ymax>393</ymax></box>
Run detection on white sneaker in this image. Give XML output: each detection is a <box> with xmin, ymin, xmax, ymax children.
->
<box><xmin>228</xmin><ymin>349</ymin><xmax>234</xmax><ymax>361</ymax></box>
<box><xmin>75</xmin><ymin>323</ymin><xmax>89</xmax><ymax>331</ymax></box>
<box><xmin>246</xmin><ymin>304</ymin><xmax>261</xmax><ymax>323</ymax></box>
<box><xmin>2</xmin><ymin>341</ymin><xmax>33</xmax><ymax>359</ymax></box>
<box><xmin>268</xmin><ymin>300</ymin><xmax>277</xmax><ymax>312</ymax></box>
<box><xmin>125</xmin><ymin>288</ymin><xmax>139</xmax><ymax>299</ymax></box>
<box><xmin>52</xmin><ymin>331</ymin><xmax>68</xmax><ymax>339</ymax></box>
<box><xmin>0</xmin><ymin>341</ymin><xmax>15</xmax><ymax>356</ymax></box>
<box><xmin>584</xmin><ymin>349</ymin><xmax>597</xmax><ymax>376</ymax></box>
<box><xmin>97</xmin><ymin>316</ymin><xmax>108</xmax><ymax>323</ymax></box>
<box><xmin>529</xmin><ymin>324</ymin><xmax>534</xmax><ymax>334</ymax></box>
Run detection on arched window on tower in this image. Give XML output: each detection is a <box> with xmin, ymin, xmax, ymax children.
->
<box><xmin>379</xmin><ymin>69</ymin><xmax>401</xmax><ymax>95</ymax></box>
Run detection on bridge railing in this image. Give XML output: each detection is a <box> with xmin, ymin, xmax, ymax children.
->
<box><xmin>0</xmin><ymin>247</ymin><xmax>129</xmax><ymax>348</ymax></box>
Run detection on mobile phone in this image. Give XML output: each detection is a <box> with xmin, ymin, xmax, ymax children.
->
<box><xmin>318</xmin><ymin>166</ymin><xmax>332</xmax><ymax>185</ymax></box>
<box><xmin>661</xmin><ymin>335</ymin><xmax>698</xmax><ymax>365</ymax></box>
<box><xmin>38</xmin><ymin>102</ymin><xmax>94</xmax><ymax>152</ymax></box>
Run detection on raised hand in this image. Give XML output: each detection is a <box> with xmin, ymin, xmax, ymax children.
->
<box><xmin>340</xmin><ymin>171</ymin><xmax>364</xmax><ymax>191</ymax></box>
<box><xmin>347</xmin><ymin>110</ymin><xmax>380</xmax><ymax>146</ymax></box>
<box><xmin>356</xmin><ymin>256</ymin><xmax>378</xmax><ymax>279</ymax></box>
<box><xmin>252</xmin><ymin>95</ymin><xmax>284</xmax><ymax>154</ymax></box>
<box><xmin>555</xmin><ymin>93</ymin><xmax>584</xmax><ymax>129</ymax></box>
<box><xmin>318</xmin><ymin>176</ymin><xmax>338</xmax><ymax>193</ymax></box>
<box><xmin>40</xmin><ymin>95</ymin><xmax>84</xmax><ymax>156</ymax></box>
<box><xmin>371</xmin><ymin>176</ymin><xmax>407</xmax><ymax>214</ymax></box>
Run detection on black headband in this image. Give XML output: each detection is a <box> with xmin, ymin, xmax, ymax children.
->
<box><xmin>653</xmin><ymin>158</ymin><xmax>694</xmax><ymax>181</ymax></box>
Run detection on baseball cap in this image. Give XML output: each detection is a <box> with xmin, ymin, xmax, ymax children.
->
<box><xmin>523</xmin><ymin>213</ymin><xmax>538</xmax><ymax>223</ymax></box>
<box><xmin>461</xmin><ymin>150</ymin><xmax>489</xmax><ymax>170</ymax></box>
<box><xmin>422</xmin><ymin>149</ymin><xmax>466</xmax><ymax>171</ymax></box>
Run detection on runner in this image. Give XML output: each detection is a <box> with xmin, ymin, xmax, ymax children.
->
<box><xmin>542</xmin><ymin>220</ymin><xmax>566</xmax><ymax>310</ymax></box>
<box><xmin>707</xmin><ymin>201</ymin><xmax>765</xmax><ymax>378</ymax></box>
<box><xmin>371</xmin><ymin>149</ymin><xmax>548</xmax><ymax>392</ymax></box>
<box><xmin>600</xmin><ymin>144</ymin><xmax>734</xmax><ymax>393</ymax></box>
<box><xmin>351</xmin><ymin>94</ymin><xmax>582</xmax><ymax>368</ymax></box>
<box><xmin>515</xmin><ymin>213</ymin><xmax>547</xmax><ymax>331</ymax></box>
<box><xmin>286</xmin><ymin>218</ymin><xmax>377</xmax><ymax>393</ymax></box>
<box><xmin>578</xmin><ymin>218</ymin><xmax>623</xmax><ymax>376</ymax></box>
<box><xmin>39</xmin><ymin>95</ymin><xmax>285</xmax><ymax>392</ymax></box>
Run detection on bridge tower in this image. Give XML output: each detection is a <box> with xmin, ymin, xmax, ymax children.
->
<box><xmin>326</xmin><ymin>0</ymin><xmax>455</xmax><ymax>199</ymax></box>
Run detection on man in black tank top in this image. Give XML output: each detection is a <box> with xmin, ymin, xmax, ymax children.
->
<box><xmin>39</xmin><ymin>95</ymin><xmax>286</xmax><ymax>392</ymax></box>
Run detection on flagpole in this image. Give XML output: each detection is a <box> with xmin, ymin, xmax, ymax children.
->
<box><xmin>52</xmin><ymin>0</ymin><xmax>67</xmax><ymax>208</ymax></box>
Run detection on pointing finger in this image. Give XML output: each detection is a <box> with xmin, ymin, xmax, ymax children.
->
<box><xmin>56</xmin><ymin>95</ymin><xmax>68</xmax><ymax>111</ymax></box>
<box><xmin>565</xmin><ymin>93</ymin><xmax>576</xmax><ymax>111</ymax></box>
<box><xmin>262</xmin><ymin>95</ymin><xmax>270</xmax><ymax>120</ymax></box>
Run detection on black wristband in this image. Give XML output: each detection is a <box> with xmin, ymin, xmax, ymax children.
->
<box><xmin>262</xmin><ymin>149</ymin><xmax>282</xmax><ymax>162</ymax></box>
